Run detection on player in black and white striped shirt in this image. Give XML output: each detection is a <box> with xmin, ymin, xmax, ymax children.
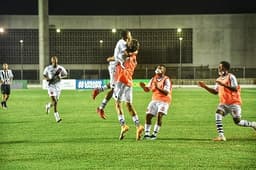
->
<box><xmin>0</xmin><ymin>63</ymin><xmax>14</xmax><ymax>109</ymax></box>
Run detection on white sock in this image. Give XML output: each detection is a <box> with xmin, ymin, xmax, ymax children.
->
<box><xmin>153</xmin><ymin>124</ymin><xmax>161</xmax><ymax>136</ymax></box>
<box><xmin>132</xmin><ymin>115</ymin><xmax>140</xmax><ymax>127</ymax></box>
<box><xmin>145</xmin><ymin>124</ymin><xmax>151</xmax><ymax>136</ymax></box>
<box><xmin>118</xmin><ymin>114</ymin><xmax>125</xmax><ymax>126</ymax></box>
<box><xmin>54</xmin><ymin>112</ymin><xmax>61</xmax><ymax>122</ymax></box>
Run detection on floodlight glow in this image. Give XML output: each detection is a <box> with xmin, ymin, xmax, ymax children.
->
<box><xmin>177</xmin><ymin>28</ymin><xmax>182</xmax><ymax>33</ymax></box>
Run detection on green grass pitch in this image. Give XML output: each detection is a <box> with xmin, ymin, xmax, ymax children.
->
<box><xmin>0</xmin><ymin>88</ymin><xmax>255</xmax><ymax>169</ymax></box>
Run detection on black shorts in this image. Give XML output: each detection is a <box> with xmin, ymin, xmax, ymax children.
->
<box><xmin>1</xmin><ymin>84</ymin><xmax>11</xmax><ymax>95</ymax></box>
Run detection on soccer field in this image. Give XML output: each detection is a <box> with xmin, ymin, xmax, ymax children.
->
<box><xmin>0</xmin><ymin>88</ymin><xmax>255</xmax><ymax>169</ymax></box>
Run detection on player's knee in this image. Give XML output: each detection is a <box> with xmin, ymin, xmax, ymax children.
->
<box><xmin>233</xmin><ymin>117</ymin><xmax>241</xmax><ymax>125</ymax></box>
<box><xmin>216</xmin><ymin>110</ymin><xmax>224</xmax><ymax>116</ymax></box>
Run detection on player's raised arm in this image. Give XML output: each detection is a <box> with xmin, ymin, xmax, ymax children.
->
<box><xmin>198</xmin><ymin>81</ymin><xmax>218</xmax><ymax>95</ymax></box>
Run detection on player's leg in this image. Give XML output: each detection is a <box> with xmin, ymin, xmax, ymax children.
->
<box><xmin>213</xmin><ymin>105</ymin><xmax>227</xmax><ymax>141</ymax></box>
<box><xmin>113</xmin><ymin>83</ymin><xmax>129</xmax><ymax>140</ymax></box>
<box><xmin>231</xmin><ymin>105</ymin><xmax>256</xmax><ymax>130</ymax></box>
<box><xmin>144</xmin><ymin>113</ymin><xmax>154</xmax><ymax>139</ymax></box>
<box><xmin>144</xmin><ymin>101</ymin><xmax>157</xmax><ymax>139</ymax></box>
<box><xmin>126</xmin><ymin>102</ymin><xmax>144</xmax><ymax>140</ymax></box>
<box><xmin>47</xmin><ymin>86</ymin><xmax>61</xmax><ymax>123</ymax></box>
<box><xmin>97</xmin><ymin>87</ymin><xmax>114</xmax><ymax>118</ymax></box>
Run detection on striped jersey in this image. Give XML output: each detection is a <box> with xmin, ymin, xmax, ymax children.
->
<box><xmin>0</xmin><ymin>69</ymin><xmax>14</xmax><ymax>85</ymax></box>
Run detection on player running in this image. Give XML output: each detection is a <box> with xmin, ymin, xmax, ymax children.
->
<box><xmin>43</xmin><ymin>56</ymin><xmax>67</xmax><ymax>123</ymax></box>
<box><xmin>198</xmin><ymin>61</ymin><xmax>256</xmax><ymax>141</ymax></box>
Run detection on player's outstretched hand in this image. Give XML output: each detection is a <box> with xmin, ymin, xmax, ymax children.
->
<box><xmin>198</xmin><ymin>81</ymin><xmax>206</xmax><ymax>88</ymax></box>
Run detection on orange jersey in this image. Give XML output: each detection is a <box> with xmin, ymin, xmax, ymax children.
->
<box><xmin>148</xmin><ymin>75</ymin><xmax>172</xmax><ymax>104</ymax></box>
<box><xmin>117</xmin><ymin>54</ymin><xmax>137</xmax><ymax>87</ymax></box>
<box><xmin>216</xmin><ymin>73</ymin><xmax>242</xmax><ymax>105</ymax></box>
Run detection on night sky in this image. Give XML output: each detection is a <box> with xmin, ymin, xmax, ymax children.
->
<box><xmin>0</xmin><ymin>0</ymin><xmax>255</xmax><ymax>15</ymax></box>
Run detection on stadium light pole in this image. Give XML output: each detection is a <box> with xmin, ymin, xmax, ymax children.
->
<box><xmin>177</xmin><ymin>28</ymin><xmax>182</xmax><ymax>87</ymax></box>
<box><xmin>19</xmin><ymin>40</ymin><xmax>24</xmax><ymax>80</ymax></box>
<box><xmin>179</xmin><ymin>37</ymin><xmax>183</xmax><ymax>87</ymax></box>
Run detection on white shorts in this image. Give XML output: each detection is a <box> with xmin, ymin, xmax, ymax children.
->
<box><xmin>113</xmin><ymin>82</ymin><xmax>132</xmax><ymax>103</ymax></box>
<box><xmin>48</xmin><ymin>84</ymin><xmax>61</xmax><ymax>100</ymax></box>
<box><xmin>217</xmin><ymin>104</ymin><xmax>241</xmax><ymax>118</ymax></box>
<box><xmin>146</xmin><ymin>100</ymin><xmax>170</xmax><ymax>116</ymax></box>
<box><xmin>108</xmin><ymin>64</ymin><xmax>116</xmax><ymax>88</ymax></box>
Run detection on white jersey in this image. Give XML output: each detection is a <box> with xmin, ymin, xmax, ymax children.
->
<box><xmin>0</xmin><ymin>69</ymin><xmax>14</xmax><ymax>85</ymax></box>
<box><xmin>43</xmin><ymin>65</ymin><xmax>67</xmax><ymax>86</ymax></box>
<box><xmin>114</xmin><ymin>39</ymin><xmax>127</xmax><ymax>65</ymax></box>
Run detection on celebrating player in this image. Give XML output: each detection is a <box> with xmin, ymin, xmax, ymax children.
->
<box><xmin>198</xmin><ymin>61</ymin><xmax>256</xmax><ymax>141</ymax></box>
<box><xmin>43</xmin><ymin>56</ymin><xmax>67</xmax><ymax>123</ymax></box>
<box><xmin>0</xmin><ymin>63</ymin><xmax>14</xmax><ymax>109</ymax></box>
<box><xmin>113</xmin><ymin>39</ymin><xmax>144</xmax><ymax>140</ymax></box>
<box><xmin>92</xmin><ymin>30</ymin><xmax>132</xmax><ymax>119</ymax></box>
<box><xmin>140</xmin><ymin>65</ymin><xmax>172</xmax><ymax>140</ymax></box>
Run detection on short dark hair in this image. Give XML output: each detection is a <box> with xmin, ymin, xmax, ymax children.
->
<box><xmin>127</xmin><ymin>39</ymin><xmax>139</xmax><ymax>53</ymax></box>
<box><xmin>220</xmin><ymin>61</ymin><xmax>230</xmax><ymax>70</ymax></box>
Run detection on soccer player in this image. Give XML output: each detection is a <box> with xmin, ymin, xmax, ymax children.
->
<box><xmin>0</xmin><ymin>63</ymin><xmax>14</xmax><ymax>109</ymax></box>
<box><xmin>139</xmin><ymin>65</ymin><xmax>172</xmax><ymax>140</ymax></box>
<box><xmin>92</xmin><ymin>30</ymin><xmax>132</xmax><ymax>119</ymax></box>
<box><xmin>43</xmin><ymin>56</ymin><xmax>67</xmax><ymax>123</ymax></box>
<box><xmin>113</xmin><ymin>39</ymin><xmax>144</xmax><ymax>140</ymax></box>
<box><xmin>92</xmin><ymin>56</ymin><xmax>115</xmax><ymax>119</ymax></box>
<box><xmin>198</xmin><ymin>61</ymin><xmax>256</xmax><ymax>141</ymax></box>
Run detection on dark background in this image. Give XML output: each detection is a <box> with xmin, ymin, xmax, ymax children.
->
<box><xmin>0</xmin><ymin>0</ymin><xmax>255</xmax><ymax>15</ymax></box>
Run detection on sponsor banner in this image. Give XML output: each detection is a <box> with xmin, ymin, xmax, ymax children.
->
<box><xmin>42</xmin><ymin>79</ymin><xmax>76</xmax><ymax>90</ymax></box>
<box><xmin>11</xmin><ymin>80</ymin><xmax>28</xmax><ymax>89</ymax></box>
<box><xmin>76</xmin><ymin>79</ymin><xmax>104</xmax><ymax>89</ymax></box>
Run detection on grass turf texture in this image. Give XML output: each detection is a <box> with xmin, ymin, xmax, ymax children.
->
<box><xmin>0</xmin><ymin>88</ymin><xmax>255</xmax><ymax>169</ymax></box>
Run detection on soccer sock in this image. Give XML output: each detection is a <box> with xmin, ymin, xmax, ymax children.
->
<box><xmin>152</xmin><ymin>124</ymin><xmax>161</xmax><ymax>136</ymax></box>
<box><xmin>237</xmin><ymin>120</ymin><xmax>253</xmax><ymax>127</ymax></box>
<box><xmin>54</xmin><ymin>112</ymin><xmax>61</xmax><ymax>122</ymax></box>
<box><xmin>99</xmin><ymin>98</ymin><xmax>108</xmax><ymax>109</ymax></box>
<box><xmin>118</xmin><ymin>114</ymin><xmax>125</xmax><ymax>126</ymax></box>
<box><xmin>145</xmin><ymin>124</ymin><xmax>151</xmax><ymax>136</ymax></box>
<box><xmin>132</xmin><ymin>115</ymin><xmax>140</xmax><ymax>127</ymax></box>
<box><xmin>215</xmin><ymin>113</ymin><xmax>224</xmax><ymax>137</ymax></box>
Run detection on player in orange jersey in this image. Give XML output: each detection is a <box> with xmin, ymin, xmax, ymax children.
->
<box><xmin>140</xmin><ymin>65</ymin><xmax>172</xmax><ymax>140</ymax></box>
<box><xmin>198</xmin><ymin>61</ymin><xmax>256</xmax><ymax>141</ymax></box>
<box><xmin>113</xmin><ymin>39</ymin><xmax>144</xmax><ymax>141</ymax></box>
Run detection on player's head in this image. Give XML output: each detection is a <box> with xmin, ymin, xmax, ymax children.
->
<box><xmin>218</xmin><ymin>61</ymin><xmax>230</xmax><ymax>76</ymax></box>
<box><xmin>155</xmin><ymin>64</ymin><xmax>166</xmax><ymax>76</ymax></box>
<box><xmin>51</xmin><ymin>56</ymin><xmax>58</xmax><ymax>67</ymax></box>
<box><xmin>120</xmin><ymin>30</ymin><xmax>132</xmax><ymax>42</ymax></box>
<box><xmin>127</xmin><ymin>39</ymin><xmax>140</xmax><ymax>53</ymax></box>
<box><xmin>2</xmin><ymin>63</ymin><xmax>8</xmax><ymax>70</ymax></box>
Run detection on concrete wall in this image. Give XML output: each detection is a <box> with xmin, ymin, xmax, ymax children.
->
<box><xmin>1</xmin><ymin>14</ymin><xmax>256</xmax><ymax>67</ymax></box>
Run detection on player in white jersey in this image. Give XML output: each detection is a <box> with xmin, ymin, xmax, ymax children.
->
<box><xmin>0</xmin><ymin>63</ymin><xmax>14</xmax><ymax>109</ymax></box>
<box><xmin>92</xmin><ymin>30</ymin><xmax>132</xmax><ymax>119</ymax></box>
<box><xmin>43</xmin><ymin>56</ymin><xmax>67</xmax><ymax>123</ymax></box>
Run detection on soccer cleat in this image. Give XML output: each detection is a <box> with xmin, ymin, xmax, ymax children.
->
<box><xmin>150</xmin><ymin>135</ymin><xmax>157</xmax><ymax>140</ymax></box>
<box><xmin>45</xmin><ymin>103</ymin><xmax>50</xmax><ymax>114</ymax></box>
<box><xmin>136</xmin><ymin>125</ymin><xmax>144</xmax><ymax>141</ymax></box>
<box><xmin>96</xmin><ymin>107</ymin><xmax>106</xmax><ymax>119</ymax></box>
<box><xmin>119</xmin><ymin>125</ymin><xmax>129</xmax><ymax>140</ymax></box>
<box><xmin>57</xmin><ymin>118</ymin><xmax>62</xmax><ymax>123</ymax></box>
<box><xmin>213</xmin><ymin>136</ymin><xmax>226</xmax><ymax>142</ymax></box>
<box><xmin>143</xmin><ymin>134</ymin><xmax>151</xmax><ymax>140</ymax></box>
<box><xmin>92</xmin><ymin>88</ymin><xmax>100</xmax><ymax>100</ymax></box>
